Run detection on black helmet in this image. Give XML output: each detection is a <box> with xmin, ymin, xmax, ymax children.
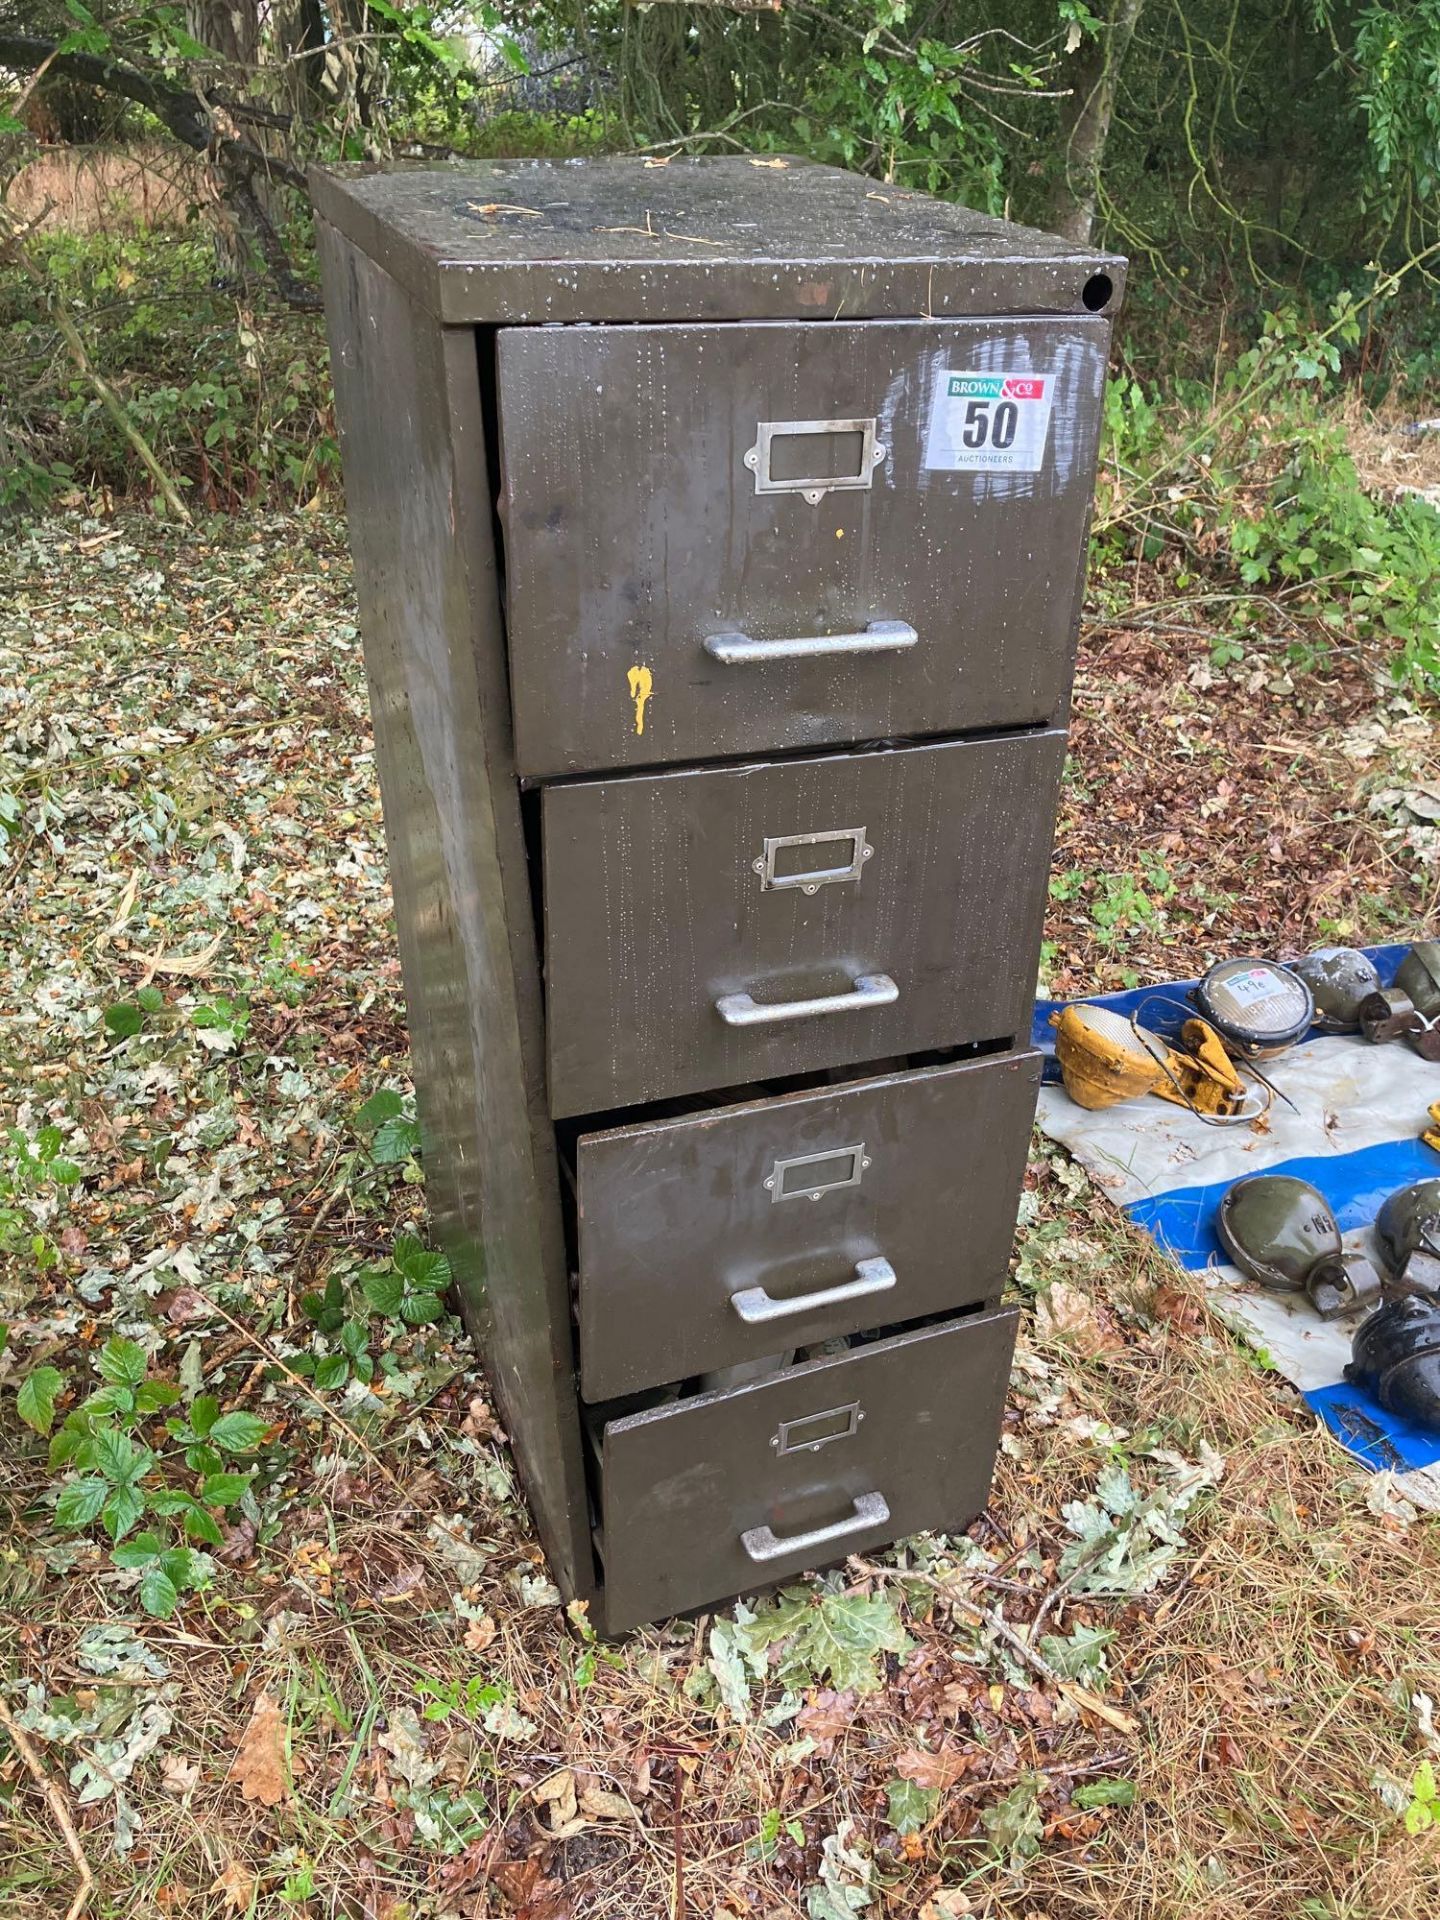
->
<box><xmin>1347</xmin><ymin>1294</ymin><xmax>1440</xmax><ymax>1433</ymax></box>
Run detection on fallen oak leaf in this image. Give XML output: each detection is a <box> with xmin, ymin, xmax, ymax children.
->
<box><xmin>464</xmin><ymin>1612</ymin><xmax>497</xmax><ymax>1652</ymax></box>
<box><xmin>208</xmin><ymin>1859</ymin><xmax>255</xmax><ymax>1913</ymax></box>
<box><xmin>1150</xmin><ymin>1283</ymin><xmax>1206</xmax><ymax>1334</ymax></box>
<box><xmin>161</xmin><ymin>1754</ymin><xmax>200</xmax><ymax>1797</ymax></box>
<box><xmin>438</xmin><ymin>1829</ymin><xmax>503</xmax><ymax>1894</ymax></box>
<box><xmin>894</xmin><ymin>1744</ymin><xmax>972</xmax><ymax>1790</ymax></box>
<box><xmin>491</xmin><ymin>1858</ymin><xmax>541</xmax><ymax>1908</ymax></box>
<box><xmin>227</xmin><ymin>1689</ymin><xmax>302</xmax><ymax>1806</ymax></box>
<box><xmin>517</xmin><ymin>1883</ymin><xmax>573</xmax><ymax>1920</ymax></box>
<box><xmin>796</xmin><ymin>1689</ymin><xmax>857</xmax><ymax>1757</ymax></box>
<box><xmin>533</xmin><ymin>1768</ymin><xmax>578</xmax><ymax>1832</ymax></box>
<box><xmin>577</xmin><ymin>1781</ymin><xmax>635</xmax><ymax>1822</ymax></box>
<box><xmin>1034</xmin><ymin>1280</ymin><xmax>1122</xmax><ymax>1358</ymax></box>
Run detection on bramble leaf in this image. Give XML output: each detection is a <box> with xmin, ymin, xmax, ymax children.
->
<box><xmin>139</xmin><ymin>1566</ymin><xmax>180</xmax><ymax>1617</ymax></box>
<box><xmin>56</xmin><ymin>1477</ymin><xmax>109</xmax><ymax>1527</ymax></box>
<box><xmin>16</xmin><ymin>1366</ymin><xmax>64</xmax><ymax>1435</ymax></box>
<box><xmin>208</xmin><ymin>1411</ymin><xmax>268</xmax><ymax>1453</ymax></box>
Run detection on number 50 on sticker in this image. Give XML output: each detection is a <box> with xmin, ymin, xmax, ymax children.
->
<box><xmin>924</xmin><ymin>370</ymin><xmax>1054</xmax><ymax>473</ymax></box>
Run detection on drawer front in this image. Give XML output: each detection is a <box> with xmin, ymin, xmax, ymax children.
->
<box><xmin>597</xmin><ymin>1307</ymin><xmax>1018</xmax><ymax>1632</ymax></box>
<box><xmin>542</xmin><ymin>729</ymin><xmax>1065</xmax><ymax>1117</ymax></box>
<box><xmin>497</xmin><ymin>318</ymin><xmax>1108</xmax><ymax>778</ymax></box>
<box><xmin>578</xmin><ymin>1053</ymin><xmax>1038</xmax><ymax>1400</ymax></box>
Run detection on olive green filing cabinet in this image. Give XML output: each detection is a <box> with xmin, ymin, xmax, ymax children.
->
<box><xmin>313</xmin><ymin>157</ymin><xmax>1124</xmax><ymax>1634</ymax></box>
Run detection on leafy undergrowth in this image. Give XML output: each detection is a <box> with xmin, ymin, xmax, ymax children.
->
<box><xmin>0</xmin><ymin>227</ymin><xmax>336</xmax><ymax>514</ymax></box>
<box><xmin>3</xmin><ymin>513</ymin><xmax>1440</xmax><ymax>1920</ymax></box>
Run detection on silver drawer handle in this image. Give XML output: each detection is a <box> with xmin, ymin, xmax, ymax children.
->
<box><xmin>731</xmin><ymin>1257</ymin><xmax>897</xmax><ymax>1326</ymax></box>
<box><xmin>741</xmin><ymin>1491</ymin><xmax>890</xmax><ymax>1565</ymax></box>
<box><xmin>704</xmin><ymin>621</ymin><xmax>917</xmax><ymax>665</ymax></box>
<box><xmin>716</xmin><ymin>972</ymin><xmax>898</xmax><ymax>1029</ymax></box>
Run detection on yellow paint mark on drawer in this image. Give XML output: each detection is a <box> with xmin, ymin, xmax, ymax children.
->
<box><xmin>627</xmin><ymin>663</ymin><xmax>653</xmax><ymax>737</ymax></box>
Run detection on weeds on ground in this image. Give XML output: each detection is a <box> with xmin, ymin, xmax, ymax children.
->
<box><xmin>1095</xmin><ymin>297</ymin><xmax>1440</xmax><ymax>694</ymax></box>
<box><xmin>3</xmin><ymin>507</ymin><xmax>1440</xmax><ymax>1911</ymax></box>
<box><xmin>0</xmin><ymin>225</ymin><xmax>336</xmax><ymax>511</ymax></box>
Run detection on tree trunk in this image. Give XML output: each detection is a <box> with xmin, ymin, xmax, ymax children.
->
<box><xmin>188</xmin><ymin>0</ymin><xmax>260</xmax><ymax>69</ymax></box>
<box><xmin>277</xmin><ymin>0</ymin><xmax>329</xmax><ymax>116</ymax></box>
<box><xmin>1046</xmin><ymin>0</ymin><xmax>1148</xmax><ymax>245</ymax></box>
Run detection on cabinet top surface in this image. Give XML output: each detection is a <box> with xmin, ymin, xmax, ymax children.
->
<box><xmin>311</xmin><ymin>156</ymin><xmax>1125</xmax><ymax>325</ymax></box>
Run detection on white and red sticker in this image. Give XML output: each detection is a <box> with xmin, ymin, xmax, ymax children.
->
<box><xmin>924</xmin><ymin>369</ymin><xmax>1054</xmax><ymax>473</ymax></box>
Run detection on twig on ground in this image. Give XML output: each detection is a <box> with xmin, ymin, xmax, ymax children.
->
<box><xmin>850</xmin><ymin>1557</ymin><xmax>1138</xmax><ymax>1736</ymax></box>
<box><xmin>0</xmin><ymin>1695</ymin><xmax>95</xmax><ymax>1920</ymax></box>
<box><xmin>1026</xmin><ymin>1539</ymin><xmax>1112</xmax><ymax>1646</ymax></box>
<box><xmin>672</xmin><ymin>1759</ymin><xmax>688</xmax><ymax>1920</ymax></box>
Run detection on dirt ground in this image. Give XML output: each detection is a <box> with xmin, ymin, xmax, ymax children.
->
<box><xmin>3</xmin><ymin>508</ymin><xmax>1440</xmax><ymax>1920</ymax></box>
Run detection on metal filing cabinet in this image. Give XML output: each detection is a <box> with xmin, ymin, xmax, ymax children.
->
<box><xmin>314</xmin><ymin>158</ymin><xmax>1124</xmax><ymax>1634</ymax></box>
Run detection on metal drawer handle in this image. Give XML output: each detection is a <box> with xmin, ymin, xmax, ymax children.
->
<box><xmin>741</xmin><ymin>1491</ymin><xmax>890</xmax><ymax>1565</ymax></box>
<box><xmin>716</xmin><ymin>972</ymin><xmax>898</xmax><ymax>1029</ymax></box>
<box><xmin>704</xmin><ymin>621</ymin><xmax>918</xmax><ymax>666</ymax></box>
<box><xmin>731</xmin><ymin>1257</ymin><xmax>897</xmax><ymax>1326</ymax></box>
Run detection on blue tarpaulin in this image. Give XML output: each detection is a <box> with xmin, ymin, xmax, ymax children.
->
<box><xmin>1034</xmin><ymin>946</ymin><xmax>1440</xmax><ymax>1477</ymax></box>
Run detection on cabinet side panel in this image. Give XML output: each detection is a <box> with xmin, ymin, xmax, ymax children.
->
<box><xmin>316</xmin><ymin>220</ymin><xmax>593</xmax><ymax>1602</ymax></box>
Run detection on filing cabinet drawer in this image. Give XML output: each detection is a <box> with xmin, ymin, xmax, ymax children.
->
<box><xmin>594</xmin><ymin>1306</ymin><xmax>1018</xmax><ymax>1632</ymax></box>
<box><xmin>497</xmin><ymin>317</ymin><xmax>1108</xmax><ymax>778</ymax></box>
<box><xmin>542</xmin><ymin>727</ymin><xmax>1065</xmax><ymax>1117</ymax></box>
<box><xmin>576</xmin><ymin>1051</ymin><xmax>1039</xmax><ymax>1399</ymax></box>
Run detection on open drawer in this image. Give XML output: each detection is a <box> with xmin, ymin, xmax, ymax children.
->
<box><xmin>497</xmin><ymin>317</ymin><xmax>1108</xmax><ymax>777</ymax></box>
<box><xmin>592</xmin><ymin>1305</ymin><xmax>1018</xmax><ymax>1633</ymax></box>
<box><xmin>543</xmin><ymin>727</ymin><xmax>1065</xmax><ymax>1117</ymax></box>
<box><xmin>575</xmin><ymin>1051</ymin><xmax>1038</xmax><ymax>1400</ymax></box>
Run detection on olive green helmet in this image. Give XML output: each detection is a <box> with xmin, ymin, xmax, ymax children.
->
<box><xmin>1374</xmin><ymin>1179</ymin><xmax>1440</xmax><ymax>1296</ymax></box>
<box><xmin>1291</xmin><ymin>948</ymin><xmax>1381</xmax><ymax>1033</ymax></box>
<box><xmin>1216</xmin><ymin>1174</ymin><xmax>1380</xmax><ymax>1318</ymax></box>
<box><xmin>1395</xmin><ymin>941</ymin><xmax>1440</xmax><ymax>1022</ymax></box>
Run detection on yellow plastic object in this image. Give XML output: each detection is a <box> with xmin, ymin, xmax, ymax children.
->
<box><xmin>1050</xmin><ymin>1005</ymin><xmax>1171</xmax><ymax>1110</ymax></box>
<box><xmin>1152</xmin><ymin>1018</ymin><xmax>1249</xmax><ymax>1118</ymax></box>
<box><xmin>1424</xmin><ymin>1101</ymin><xmax>1440</xmax><ymax>1157</ymax></box>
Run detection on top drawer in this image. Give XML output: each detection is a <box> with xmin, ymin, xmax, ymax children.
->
<box><xmin>496</xmin><ymin>317</ymin><xmax>1108</xmax><ymax>778</ymax></box>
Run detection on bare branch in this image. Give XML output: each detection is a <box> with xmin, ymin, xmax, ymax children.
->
<box><xmin>0</xmin><ymin>198</ymin><xmax>191</xmax><ymax>519</ymax></box>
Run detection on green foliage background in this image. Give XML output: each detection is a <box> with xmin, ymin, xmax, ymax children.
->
<box><xmin>3</xmin><ymin>0</ymin><xmax>1440</xmax><ymax>682</ymax></box>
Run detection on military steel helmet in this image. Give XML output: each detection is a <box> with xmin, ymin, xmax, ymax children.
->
<box><xmin>1291</xmin><ymin>947</ymin><xmax>1381</xmax><ymax>1033</ymax></box>
<box><xmin>1375</xmin><ymin>1179</ymin><xmax>1440</xmax><ymax>1294</ymax></box>
<box><xmin>1194</xmin><ymin>958</ymin><xmax>1314</xmax><ymax>1058</ymax></box>
<box><xmin>1395</xmin><ymin>941</ymin><xmax>1440</xmax><ymax>1022</ymax></box>
<box><xmin>1215</xmin><ymin>1174</ymin><xmax>1380</xmax><ymax>1318</ymax></box>
<box><xmin>1346</xmin><ymin>1295</ymin><xmax>1440</xmax><ymax>1434</ymax></box>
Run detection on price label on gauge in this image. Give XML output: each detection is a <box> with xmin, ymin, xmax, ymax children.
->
<box><xmin>924</xmin><ymin>370</ymin><xmax>1055</xmax><ymax>473</ymax></box>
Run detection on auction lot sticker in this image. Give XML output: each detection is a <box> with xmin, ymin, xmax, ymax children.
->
<box><xmin>925</xmin><ymin>370</ymin><xmax>1054</xmax><ymax>472</ymax></box>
